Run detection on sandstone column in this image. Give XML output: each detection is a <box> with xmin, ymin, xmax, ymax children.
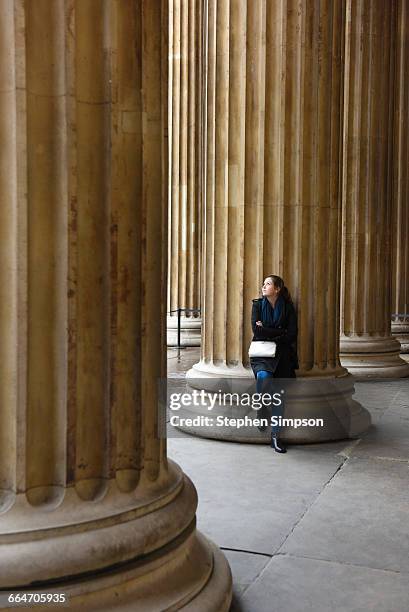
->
<box><xmin>167</xmin><ymin>0</ymin><xmax>202</xmax><ymax>347</ymax></box>
<box><xmin>0</xmin><ymin>0</ymin><xmax>18</xmax><ymax>511</ymax></box>
<box><xmin>0</xmin><ymin>1</ymin><xmax>231</xmax><ymax>609</ymax></box>
<box><xmin>184</xmin><ymin>0</ymin><xmax>370</xmax><ymax>443</ymax></box>
<box><xmin>391</xmin><ymin>0</ymin><xmax>409</xmax><ymax>362</ymax></box>
<box><xmin>340</xmin><ymin>0</ymin><xmax>409</xmax><ymax>378</ymax></box>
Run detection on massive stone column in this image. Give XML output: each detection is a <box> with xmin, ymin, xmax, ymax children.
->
<box><xmin>183</xmin><ymin>0</ymin><xmax>370</xmax><ymax>443</ymax></box>
<box><xmin>167</xmin><ymin>0</ymin><xmax>202</xmax><ymax>347</ymax></box>
<box><xmin>391</xmin><ymin>0</ymin><xmax>409</xmax><ymax>363</ymax></box>
<box><xmin>340</xmin><ymin>0</ymin><xmax>409</xmax><ymax>378</ymax></box>
<box><xmin>0</xmin><ymin>1</ymin><xmax>231</xmax><ymax>609</ymax></box>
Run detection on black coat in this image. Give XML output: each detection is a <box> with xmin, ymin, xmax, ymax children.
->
<box><xmin>250</xmin><ymin>298</ymin><xmax>299</xmax><ymax>378</ymax></box>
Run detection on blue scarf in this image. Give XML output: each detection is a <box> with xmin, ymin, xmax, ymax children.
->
<box><xmin>261</xmin><ymin>296</ymin><xmax>284</xmax><ymax>327</ymax></box>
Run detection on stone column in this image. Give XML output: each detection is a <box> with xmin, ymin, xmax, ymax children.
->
<box><xmin>340</xmin><ymin>0</ymin><xmax>409</xmax><ymax>378</ymax></box>
<box><xmin>0</xmin><ymin>0</ymin><xmax>18</xmax><ymax>510</ymax></box>
<box><xmin>167</xmin><ymin>0</ymin><xmax>202</xmax><ymax>347</ymax></box>
<box><xmin>391</xmin><ymin>0</ymin><xmax>409</xmax><ymax>362</ymax></box>
<box><xmin>0</xmin><ymin>1</ymin><xmax>231</xmax><ymax>609</ymax></box>
<box><xmin>184</xmin><ymin>0</ymin><xmax>370</xmax><ymax>443</ymax></box>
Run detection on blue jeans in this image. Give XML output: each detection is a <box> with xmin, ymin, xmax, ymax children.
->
<box><xmin>256</xmin><ymin>370</ymin><xmax>284</xmax><ymax>437</ymax></box>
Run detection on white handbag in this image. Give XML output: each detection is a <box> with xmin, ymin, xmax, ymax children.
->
<box><xmin>248</xmin><ymin>340</ymin><xmax>277</xmax><ymax>358</ymax></box>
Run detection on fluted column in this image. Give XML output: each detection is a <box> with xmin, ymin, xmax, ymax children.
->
<box><xmin>198</xmin><ymin>0</ymin><xmax>249</xmax><ymax>377</ymax></box>
<box><xmin>167</xmin><ymin>0</ymin><xmax>202</xmax><ymax>347</ymax></box>
<box><xmin>0</xmin><ymin>2</ymin><xmax>231</xmax><ymax>609</ymax></box>
<box><xmin>340</xmin><ymin>0</ymin><xmax>409</xmax><ymax>379</ymax></box>
<box><xmin>184</xmin><ymin>0</ymin><xmax>370</xmax><ymax>443</ymax></box>
<box><xmin>391</xmin><ymin>0</ymin><xmax>409</xmax><ymax>362</ymax></box>
<box><xmin>0</xmin><ymin>0</ymin><xmax>18</xmax><ymax>509</ymax></box>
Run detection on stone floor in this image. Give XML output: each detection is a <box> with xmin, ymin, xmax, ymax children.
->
<box><xmin>167</xmin><ymin>348</ymin><xmax>409</xmax><ymax>612</ymax></box>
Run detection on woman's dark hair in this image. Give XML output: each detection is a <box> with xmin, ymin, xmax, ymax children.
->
<box><xmin>265</xmin><ymin>274</ymin><xmax>293</xmax><ymax>303</ymax></box>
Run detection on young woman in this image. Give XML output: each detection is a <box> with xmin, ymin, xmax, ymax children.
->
<box><xmin>250</xmin><ymin>275</ymin><xmax>298</xmax><ymax>453</ymax></box>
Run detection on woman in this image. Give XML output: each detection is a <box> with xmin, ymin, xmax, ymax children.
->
<box><xmin>250</xmin><ymin>275</ymin><xmax>298</xmax><ymax>453</ymax></box>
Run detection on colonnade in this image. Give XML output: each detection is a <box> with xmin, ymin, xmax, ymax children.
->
<box><xmin>1</xmin><ymin>0</ymin><xmax>408</xmax><ymax>603</ymax></box>
<box><xmin>0</xmin><ymin>1</ymin><xmax>231</xmax><ymax>608</ymax></box>
<box><xmin>168</xmin><ymin>0</ymin><xmax>409</xmax><ymax>443</ymax></box>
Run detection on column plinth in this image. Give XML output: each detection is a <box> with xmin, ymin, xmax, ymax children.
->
<box><xmin>339</xmin><ymin>335</ymin><xmax>409</xmax><ymax>378</ymax></box>
<box><xmin>1</xmin><ymin>470</ymin><xmax>231</xmax><ymax>612</ymax></box>
<box><xmin>0</xmin><ymin>466</ymin><xmax>190</xmax><ymax>587</ymax></box>
<box><xmin>0</xmin><ymin>2</ymin><xmax>231</xmax><ymax>608</ymax></box>
<box><xmin>392</xmin><ymin>317</ymin><xmax>409</xmax><ymax>359</ymax></box>
<box><xmin>167</xmin><ymin>314</ymin><xmax>202</xmax><ymax>347</ymax></box>
<box><xmin>184</xmin><ymin>367</ymin><xmax>367</xmax><ymax>444</ymax></box>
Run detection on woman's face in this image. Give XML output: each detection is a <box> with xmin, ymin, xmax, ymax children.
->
<box><xmin>262</xmin><ymin>277</ymin><xmax>280</xmax><ymax>298</ymax></box>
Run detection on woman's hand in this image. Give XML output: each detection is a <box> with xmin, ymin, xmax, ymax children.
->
<box><xmin>256</xmin><ymin>321</ymin><xmax>263</xmax><ymax>327</ymax></box>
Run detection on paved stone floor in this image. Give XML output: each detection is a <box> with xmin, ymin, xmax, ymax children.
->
<box><xmin>167</xmin><ymin>348</ymin><xmax>409</xmax><ymax>612</ymax></box>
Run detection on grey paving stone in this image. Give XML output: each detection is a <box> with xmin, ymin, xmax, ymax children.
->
<box><xmin>222</xmin><ymin>550</ymin><xmax>270</xmax><ymax>596</ymax></box>
<box><xmin>332</xmin><ymin>380</ymin><xmax>409</xmax><ymax>459</ymax></box>
<box><xmin>350</xmin><ymin>417</ymin><xmax>409</xmax><ymax>461</ymax></box>
<box><xmin>354</xmin><ymin>380</ymin><xmax>409</xmax><ymax>425</ymax></box>
<box><xmin>167</xmin><ymin>347</ymin><xmax>201</xmax><ymax>374</ymax></box>
<box><xmin>239</xmin><ymin>554</ymin><xmax>409</xmax><ymax>612</ymax></box>
<box><xmin>281</xmin><ymin>456</ymin><xmax>409</xmax><ymax>573</ymax></box>
<box><xmin>168</xmin><ymin>436</ymin><xmax>345</xmax><ymax>555</ymax></box>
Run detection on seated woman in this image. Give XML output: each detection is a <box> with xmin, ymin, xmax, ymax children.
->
<box><xmin>250</xmin><ymin>275</ymin><xmax>298</xmax><ymax>453</ymax></box>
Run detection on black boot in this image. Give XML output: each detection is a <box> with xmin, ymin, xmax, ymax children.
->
<box><xmin>271</xmin><ymin>436</ymin><xmax>287</xmax><ymax>453</ymax></box>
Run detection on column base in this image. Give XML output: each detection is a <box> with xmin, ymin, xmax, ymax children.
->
<box><xmin>340</xmin><ymin>334</ymin><xmax>409</xmax><ymax>379</ymax></box>
<box><xmin>181</xmin><ymin>361</ymin><xmax>370</xmax><ymax>443</ymax></box>
<box><xmin>0</xmin><ymin>466</ymin><xmax>232</xmax><ymax>611</ymax></box>
<box><xmin>167</xmin><ymin>315</ymin><xmax>202</xmax><ymax>347</ymax></box>
<box><xmin>392</xmin><ymin>317</ymin><xmax>409</xmax><ymax>355</ymax></box>
<box><xmin>12</xmin><ymin>531</ymin><xmax>231</xmax><ymax>612</ymax></box>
